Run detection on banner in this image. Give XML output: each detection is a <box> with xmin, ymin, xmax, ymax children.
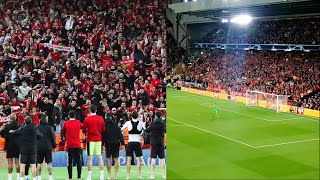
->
<box><xmin>52</xmin><ymin>149</ymin><xmax>166</xmax><ymax>167</ymax></box>
<box><xmin>8</xmin><ymin>53</ymin><xmax>21</xmax><ymax>59</ymax></box>
<box><xmin>44</xmin><ymin>43</ymin><xmax>75</xmax><ymax>52</ymax></box>
<box><xmin>119</xmin><ymin>58</ymin><xmax>134</xmax><ymax>72</ymax></box>
<box><xmin>0</xmin><ymin>117</ymin><xmax>10</xmax><ymax>123</ymax></box>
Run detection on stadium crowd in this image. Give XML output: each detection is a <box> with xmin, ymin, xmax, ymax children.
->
<box><xmin>0</xmin><ymin>0</ymin><xmax>167</xmax><ymax>179</ymax></box>
<box><xmin>0</xmin><ymin>0</ymin><xmax>167</xmax><ymax>131</ymax></box>
<box><xmin>182</xmin><ymin>51</ymin><xmax>320</xmax><ymax>110</ymax></box>
<box><xmin>200</xmin><ymin>17</ymin><xmax>320</xmax><ymax>44</ymax></box>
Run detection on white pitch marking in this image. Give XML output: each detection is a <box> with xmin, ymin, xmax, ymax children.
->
<box><xmin>255</xmin><ymin>138</ymin><xmax>320</xmax><ymax>148</ymax></box>
<box><xmin>267</xmin><ymin>117</ymin><xmax>303</xmax><ymax>121</ymax></box>
<box><xmin>168</xmin><ymin>118</ymin><xmax>255</xmax><ymax>148</ymax></box>
<box><xmin>166</xmin><ymin>124</ymin><xmax>187</xmax><ymax>127</ymax></box>
<box><xmin>120</xmin><ymin>169</ymin><xmax>163</xmax><ymax>175</ymax></box>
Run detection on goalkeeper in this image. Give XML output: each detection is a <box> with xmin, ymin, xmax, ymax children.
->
<box><xmin>212</xmin><ymin>103</ymin><xmax>219</xmax><ymax>118</ymax></box>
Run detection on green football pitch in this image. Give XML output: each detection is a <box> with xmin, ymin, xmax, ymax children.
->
<box><xmin>167</xmin><ymin>88</ymin><xmax>319</xmax><ymax>179</ymax></box>
<box><xmin>0</xmin><ymin>166</ymin><xmax>162</xmax><ymax>180</ymax></box>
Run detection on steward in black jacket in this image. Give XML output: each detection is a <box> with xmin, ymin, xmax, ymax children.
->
<box><xmin>102</xmin><ymin>114</ymin><xmax>125</xmax><ymax>146</ymax></box>
<box><xmin>145</xmin><ymin>113</ymin><xmax>165</xmax><ymax>145</ymax></box>
<box><xmin>36</xmin><ymin>115</ymin><xmax>56</xmax><ymax>153</ymax></box>
<box><xmin>144</xmin><ymin>111</ymin><xmax>166</xmax><ymax>159</ymax></box>
<box><xmin>0</xmin><ymin>114</ymin><xmax>21</xmax><ymax>157</ymax></box>
<box><xmin>10</xmin><ymin>116</ymin><xmax>42</xmax><ymax>155</ymax></box>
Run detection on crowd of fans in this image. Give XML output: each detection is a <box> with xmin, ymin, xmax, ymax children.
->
<box><xmin>181</xmin><ymin>51</ymin><xmax>320</xmax><ymax>110</ymax></box>
<box><xmin>200</xmin><ymin>17</ymin><xmax>320</xmax><ymax>44</ymax></box>
<box><xmin>0</xmin><ymin>0</ymin><xmax>167</xmax><ymax>140</ymax></box>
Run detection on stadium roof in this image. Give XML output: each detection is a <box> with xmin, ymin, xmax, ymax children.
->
<box><xmin>169</xmin><ymin>0</ymin><xmax>320</xmax><ymax>20</ymax></box>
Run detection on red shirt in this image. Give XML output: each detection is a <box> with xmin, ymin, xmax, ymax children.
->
<box><xmin>31</xmin><ymin>112</ymin><xmax>40</xmax><ymax>125</ymax></box>
<box><xmin>82</xmin><ymin>114</ymin><xmax>105</xmax><ymax>142</ymax></box>
<box><xmin>17</xmin><ymin>114</ymin><xmax>25</xmax><ymax>124</ymax></box>
<box><xmin>150</xmin><ymin>78</ymin><xmax>161</xmax><ymax>88</ymax></box>
<box><xmin>82</xmin><ymin>104</ymin><xmax>90</xmax><ymax>118</ymax></box>
<box><xmin>62</xmin><ymin>119</ymin><xmax>82</xmax><ymax>148</ymax></box>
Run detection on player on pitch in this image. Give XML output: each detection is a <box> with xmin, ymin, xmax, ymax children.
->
<box><xmin>35</xmin><ymin>114</ymin><xmax>56</xmax><ymax>180</ymax></box>
<box><xmin>82</xmin><ymin>105</ymin><xmax>106</xmax><ymax>180</ymax></box>
<box><xmin>62</xmin><ymin>110</ymin><xmax>83</xmax><ymax>180</ymax></box>
<box><xmin>10</xmin><ymin>116</ymin><xmax>42</xmax><ymax>180</ymax></box>
<box><xmin>102</xmin><ymin>112</ymin><xmax>125</xmax><ymax>180</ymax></box>
<box><xmin>0</xmin><ymin>114</ymin><xmax>21</xmax><ymax>180</ymax></box>
<box><xmin>144</xmin><ymin>111</ymin><xmax>166</xmax><ymax>179</ymax></box>
<box><xmin>121</xmin><ymin>111</ymin><xmax>145</xmax><ymax>180</ymax></box>
<box><xmin>212</xmin><ymin>103</ymin><xmax>219</xmax><ymax>119</ymax></box>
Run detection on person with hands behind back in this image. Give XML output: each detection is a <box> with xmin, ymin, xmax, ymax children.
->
<box><xmin>62</xmin><ymin>110</ymin><xmax>83</xmax><ymax>180</ymax></box>
<box><xmin>35</xmin><ymin>114</ymin><xmax>56</xmax><ymax>180</ymax></box>
<box><xmin>0</xmin><ymin>114</ymin><xmax>21</xmax><ymax>180</ymax></box>
<box><xmin>9</xmin><ymin>116</ymin><xmax>42</xmax><ymax>180</ymax></box>
<box><xmin>102</xmin><ymin>112</ymin><xmax>125</xmax><ymax>180</ymax></box>
<box><xmin>144</xmin><ymin>111</ymin><xmax>166</xmax><ymax>179</ymax></box>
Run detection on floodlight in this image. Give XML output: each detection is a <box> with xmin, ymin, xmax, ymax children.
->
<box><xmin>230</xmin><ymin>15</ymin><xmax>252</xmax><ymax>25</ymax></box>
<box><xmin>221</xmin><ymin>19</ymin><xmax>229</xmax><ymax>23</ymax></box>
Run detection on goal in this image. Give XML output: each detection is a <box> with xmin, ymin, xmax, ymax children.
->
<box><xmin>246</xmin><ymin>90</ymin><xmax>289</xmax><ymax>112</ymax></box>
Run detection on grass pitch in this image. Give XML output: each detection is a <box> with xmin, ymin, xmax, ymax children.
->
<box><xmin>0</xmin><ymin>166</ymin><xmax>162</xmax><ymax>180</ymax></box>
<box><xmin>167</xmin><ymin>88</ymin><xmax>319</xmax><ymax>179</ymax></box>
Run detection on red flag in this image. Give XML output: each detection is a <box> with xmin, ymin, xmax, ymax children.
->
<box><xmin>119</xmin><ymin>58</ymin><xmax>135</xmax><ymax>73</ymax></box>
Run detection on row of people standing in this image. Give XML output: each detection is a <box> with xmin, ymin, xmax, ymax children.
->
<box><xmin>0</xmin><ymin>104</ymin><xmax>166</xmax><ymax>180</ymax></box>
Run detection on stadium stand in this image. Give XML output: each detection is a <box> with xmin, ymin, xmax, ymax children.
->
<box><xmin>200</xmin><ymin>17</ymin><xmax>320</xmax><ymax>44</ymax></box>
<box><xmin>0</xmin><ymin>0</ymin><xmax>167</xmax><ymax>149</ymax></box>
<box><xmin>179</xmin><ymin>50</ymin><xmax>320</xmax><ymax>110</ymax></box>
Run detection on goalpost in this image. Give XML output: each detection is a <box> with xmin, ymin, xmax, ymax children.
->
<box><xmin>246</xmin><ymin>90</ymin><xmax>289</xmax><ymax>112</ymax></box>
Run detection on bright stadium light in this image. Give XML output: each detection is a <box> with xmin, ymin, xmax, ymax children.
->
<box><xmin>193</xmin><ymin>0</ymin><xmax>197</xmax><ymax>1</ymax></box>
<box><xmin>230</xmin><ymin>15</ymin><xmax>252</xmax><ymax>25</ymax></box>
<box><xmin>221</xmin><ymin>19</ymin><xmax>229</xmax><ymax>23</ymax></box>
<box><xmin>184</xmin><ymin>0</ymin><xmax>188</xmax><ymax>2</ymax></box>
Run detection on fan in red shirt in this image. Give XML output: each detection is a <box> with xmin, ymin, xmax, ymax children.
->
<box><xmin>82</xmin><ymin>105</ymin><xmax>105</xmax><ymax>180</ymax></box>
<box><xmin>17</xmin><ymin>108</ymin><xmax>28</xmax><ymax>124</ymax></box>
<box><xmin>0</xmin><ymin>90</ymin><xmax>9</xmax><ymax>104</ymax></box>
<box><xmin>150</xmin><ymin>73</ymin><xmax>161</xmax><ymax>89</ymax></box>
<box><xmin>24</xmin><ymin>96</ymin><xmax>37</xmax><ymax>112</ymax></box>
<box><xmin>82</xmin><ymin>100</ymin><xmax>91</xmax><ymax>118</ymax></box>
<box><xmin>143</xmin><ymin>80</ymin><xmax>152</xmax><ymax>94</ymax></box>
<box><xmin>9</xmin><ymin>97</ymin><xmax>22</xmax><ymax>114</ymax></box>
<box><xmin>29</xmin><ymin>106</ymin><xmax>40</xmax><ymax>125</ymax></box>
<box><xmin>128</xmin><ymin>101</ymin><xmax>139</xmax><ymax>112</ymax></box>
<box><xmin>62</xmin><ymin>110</ymin><xmax>83</xmax><ymax>180</ymax></box>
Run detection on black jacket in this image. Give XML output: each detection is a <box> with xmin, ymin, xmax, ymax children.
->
<box><xmin>145</xmin><ymin>118</ymin><xmax>165</xmax><ymax>145</ymax></box>
<box><xmin>102</xmin><ymin>118</ymin><xmax>125</xmax><ymax>145</ymax></box>
<box><xmin>136</xmin><ymin>92</ymin><xmax>150</xmax><ymax>106</ymax></box>
<box><xmin>36</xmin><ymin>120</ymin><xmax>56</xmax><ymax>152</ymax></box>
<box><xmin>0</xmin><ymin>121</ymin><xmax>21</xmax><ymax>151</ymax></box>
<box><xmin>65</xmin><ymin>105</ymin><xmax>83</xmax><ymax>122</ymax></box>
<box><xmin>11</xmin><ymin>123</ymin><xmax>42</xmax><ymax>154</ymax></box>
<box><xmin>52</xmin><ymin>105</ymin><xmax>65</xmax><ymax>124</ymax></box>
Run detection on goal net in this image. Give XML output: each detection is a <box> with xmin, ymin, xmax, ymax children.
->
<box><xmin>246</xmin><ymin>90</ymin><xmax>289</xmax><ymax>112</ymax></box>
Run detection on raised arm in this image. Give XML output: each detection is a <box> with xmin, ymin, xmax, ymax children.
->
<box><xmin>121</xmin><ymin>121</ymin><xmax>129</xmax><ymax>132</ymax></box>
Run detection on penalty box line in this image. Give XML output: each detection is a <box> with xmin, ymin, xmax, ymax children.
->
<box><xmin>168</xmin><ymin>118</ymin><xmax>255</xmax><ymax>148</ymax></box>
<box><xmin>168</xmin><ymin>118</ymin><xmax>320</xmax><ymax>149</ymax></box>
<box><xmin>254</xmin><ymin>138</ymin><xmax>320</xmax><ymax>148</ymax></box>
<box><xmin>200</xmin><ymin>103</ymin><xmax>319</xmax><ymax>122</ymax></box>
